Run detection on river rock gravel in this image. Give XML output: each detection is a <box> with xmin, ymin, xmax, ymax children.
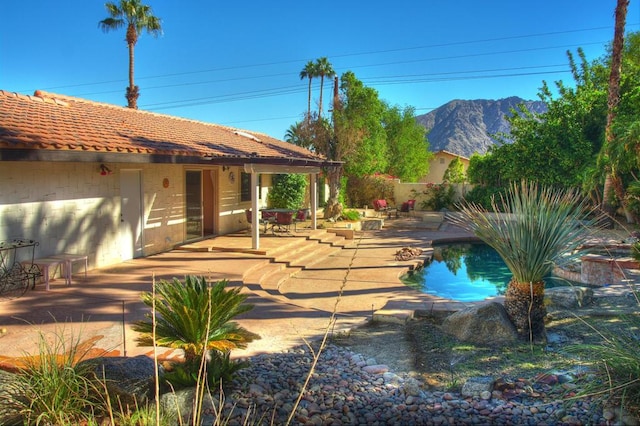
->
<box><xmin>199</xmin><ymin>343</ymin><xmax>607</xmax><ymax>425</ymax></box>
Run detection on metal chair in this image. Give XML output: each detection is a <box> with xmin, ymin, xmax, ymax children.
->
<box><xmin>272</xmin><ymin>211</ymin><xmax>294</xmax><ymax>235</ymax></box>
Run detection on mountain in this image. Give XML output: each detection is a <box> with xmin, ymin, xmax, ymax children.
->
<box><xmin>414</xmin><ymin>96</ymin><xmax>547</xmax><ymax>158</ymax></box>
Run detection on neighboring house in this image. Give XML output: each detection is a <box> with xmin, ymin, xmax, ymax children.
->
<box><xmin>421</xmin><ymin>150</ymin><xmax>469</xmax><ymax>183</ymax></box>
<box><xmin>0</xmin><ymin>90</ymin><xmax>338</xmax><ymax>269</ymax></box>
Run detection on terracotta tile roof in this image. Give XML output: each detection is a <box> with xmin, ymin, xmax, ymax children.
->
<box><xmin>0</xmin><ymin>90</ymin><xmax>326</xmax><ymax>164</ymax></box>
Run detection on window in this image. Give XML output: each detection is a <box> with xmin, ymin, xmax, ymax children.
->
<box><xmin>240</xmin><ymin>172</ymin><xmax>261</xmax><ymax>201</ymax></box>
<box><xmin>439</xmin><ymin>158</ymin><xmax>445</xmax><ymax>164</ymax></box>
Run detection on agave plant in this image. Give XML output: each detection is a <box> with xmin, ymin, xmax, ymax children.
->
<box><xmin>133</xmin><ymin>276</ymin><xmax>259</xmax><ymax>379</ymax></box>
<box><xmin>449</xmin><ymin>181</ymin><xmax>601</xmax><ymax>341</ymax></box>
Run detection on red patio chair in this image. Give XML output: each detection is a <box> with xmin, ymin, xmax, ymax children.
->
<box><xmin>272</xmin><ymin>211</ymin><xmax>294</xmax><ymax>235</ymax></box>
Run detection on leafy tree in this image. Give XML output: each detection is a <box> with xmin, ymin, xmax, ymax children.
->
<box><xmin>443</xmin><ymin>156</ymin><xmax>466</xmax><ymax>184</ymax></box>
<box><xmin>99</xmin><ymin>0</ymin><xmax>162</xmax><ymax>109</ymax></box>
<box><xmin>336</xmin><ymin>71</ymin><xmax>388</xmax><ymax>177</ymax></box>
<box><xmin>467</xmin><ymin>48</ymin><xmax>607</xmax><ymax>191</ymax></box>
<box><xmin>383</xmin><ymin>105</ymin><xmax>432</xmax><ymax>182</ymax></box>
<box><xmin>289</xmin><ymin>70</ymin><xmax>432</xmax><ymax>215</ymax></box>
<box><xmin>299</xmin><ymin>60</ymin><xmax>317</xmax><ymax>119</ymax></box>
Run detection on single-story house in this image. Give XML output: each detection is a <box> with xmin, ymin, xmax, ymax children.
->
<box><xmin>0</xmin><ymin>90</ymin><xmax>340</xmax><ymax>270</ymax></box>
<box><xmin>421</xmin><ymin>150</ymin><xmax>469</xmax><ymax>184</ymax></box>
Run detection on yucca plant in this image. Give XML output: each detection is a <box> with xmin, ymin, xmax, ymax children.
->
<box><xmin>133</xmin><ymin>276</ymin><xmax>259</xmax><ymax>387</ymax></box>
<box><xmin>450</xmin><ymin>181</ymin><xmax>601</xmax><ymax>341</ymax></box>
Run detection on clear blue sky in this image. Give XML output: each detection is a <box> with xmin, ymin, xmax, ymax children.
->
<box><xmin>1</xmin><ymin>1</ymin><xmax>638</xmax><ymax>140</ymax></box>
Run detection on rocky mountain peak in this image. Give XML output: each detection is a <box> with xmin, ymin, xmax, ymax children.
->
<box><xmin>415</xmin><ymin>97</ymin><xmax>547</xmax><ymax>158</ymax></box>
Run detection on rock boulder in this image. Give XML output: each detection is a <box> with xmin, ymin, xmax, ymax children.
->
<box><xmin>441</xmin><ymin>302</ymin><xmax>518</xmax><ymax>344</ymax></box>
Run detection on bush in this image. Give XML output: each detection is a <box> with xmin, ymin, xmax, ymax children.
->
<box><xmin>268</xmin><ymin>174</ymin><xmax>307</xmax><ymax>209</ymax></box>
<box><xmin>421</xmin><ymin>183</ymin><xmax>455</xmax><ymax>211</ymax></box>
<box><xmin>341</xmin><ymin>209</ymin><xmax>362</xmax><ymax>221</ymax></box>
<box><xmin>345</xmin><ymin>175</ymin><xmax>395</xmax><ymax>208</ymax></box>
<box><xmin>133</xmin><ymin>277</ymin><xmax>259</xmax><ymax>389</ymax></box>
<box><xmin>461</xmin><ymin>185</ymin><xmax>507</xmax><ymax>210</ymax></box>
<box><xmin>632</xmin><ymin>241</ymin><xmax>640</xmax><ymax>263</ymax></box>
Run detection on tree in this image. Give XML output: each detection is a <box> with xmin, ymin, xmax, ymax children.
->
<box><xmin>467</xmin><ymin>49</ymin><xmax>607</xmax><ymax>191</ymax></box>
<box><xmin>99</xmin><ymin>0</ymin><xmax>162</xmax><ymax>109</ymax></box>
<box><xmin>288</xmin><ymin>71</ymin><xmax>430</xmax><ymax>216</ymax></box>
<box><xmin>315</xmin><ymin>57</ymin><xmax>335</xmax><ymax>119</ymax></box>
<box><xmin>443</xmin><ymin>156</ymin><xmax>466</xmax><ymax>184</ymax></box>
<box><xmin>602</xmin><ymin>0</ymin><xmax>630</xmax><ymax>225</ymax></box>
<box><xmin>383</xmin><ymin>105</ymin><xmax>432</xmax><ymax>182</ymax></box>
<box><xmin>299</xmin><ymin>60</ymin><xmax>317</xmax><ymax>119</ymax></box>
<box><xmin>450</xmin><ymin>181</ymin><xmax>601</xmax><ymax>341</ymax></box>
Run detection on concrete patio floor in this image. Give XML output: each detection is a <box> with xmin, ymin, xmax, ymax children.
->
<box><xmin>0</xmin><ymin>217</ymin><xmax>477</xmax><ymax>365</ymax></box>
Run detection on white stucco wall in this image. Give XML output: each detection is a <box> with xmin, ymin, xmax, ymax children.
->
<box><xmin>0</xmin><ymin>161</ymin><xmax>264</xmax><ymax>271</ymax></box>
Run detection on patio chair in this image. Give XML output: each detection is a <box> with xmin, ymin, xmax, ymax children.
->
<box><xmin>373</xmin><ymin>199</ymin><xmax>389</xmax><ymax>217</ymax></box>
<box><xmin>246</xmin><ymin>209</ymin><xmax>270</xmax><ymax>233</ymax></box>
<box><xmin>373</xmin><ymin>199</ymin><xmax>397</xmax><ymax>219</ymax></box>
<box><xmin>399</xmin><ymin>199</ymin><xmax>416</xmax><ymax>217</ymax></box>
<box><xmin>293</xmin><ymin>208</ymin><xmax>308</xmax><ymax>231</ymax></box>
<box><xmin>272</xmin><ymin>211</ymin><xmax>294</xmax><ymax>235</ymax></box>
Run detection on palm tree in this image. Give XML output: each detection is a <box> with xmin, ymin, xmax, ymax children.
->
<box><xmin>315</xmin><ymin>57</ymin><xmax>335</xmax><ymax>119</ymax></box>
<box><xmin>449</xmin><ymin>181</ymin><xmax>601</xmax><ymax>341</ymax></box>
<box><xmin>299</xmin><ymin>60</ymin><xmax>317</xmax><ymax>119</ymax></box>
<box><xmin>133</xmin><ymin>276</ymin><xmax>259</xmax><ymax>368</ymax></box>
<box><xmin>99</xmin><ymin>0</ymin><xmax>162</xmax><ymax>109</ymax></box>
<box><xmin>602</xmin><ymin>0</ymin><xmax>630</xmax><ymax>226</ymax></box>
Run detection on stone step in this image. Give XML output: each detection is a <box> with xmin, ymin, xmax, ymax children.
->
<box><xmin>285</xmin><ymin>243</ymin><xmax>342</xmax><ymax>269</ymax></box>
<box><xmin>242</xmin><ymin>231</ymin><xmax>350</xmax><ymax>299</ymax></box>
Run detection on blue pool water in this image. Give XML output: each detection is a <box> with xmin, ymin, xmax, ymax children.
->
<box><xmin>402</xmin><ymin>242</ymin><xmax>577</xmax><ymax>302</ymax></box>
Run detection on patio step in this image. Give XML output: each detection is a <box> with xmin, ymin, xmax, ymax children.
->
<box><xmin>241</xmin><ymin>230</ymin><xmax>351</xmax><ymax>300</ymax></box>
<box><xmin>279</xmin><ymin>241</ymin><xmax>342</xmax><ymax>269</ymax></box>
<box><xmin>309</xmin><ymin>231</ymin><xmax>353</xmax><ymax>248</ymax></box>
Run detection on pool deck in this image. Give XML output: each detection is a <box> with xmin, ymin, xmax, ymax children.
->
<box><xmin>0</xmin><ymin>216</ymin><xmax>637</xmax><ymax>366</ymax></box>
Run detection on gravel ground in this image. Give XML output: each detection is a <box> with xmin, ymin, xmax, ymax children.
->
<box><xmin>199</xmin><ymin>343</ymin><xmax>608</xmax><ymax>425</ymax></box>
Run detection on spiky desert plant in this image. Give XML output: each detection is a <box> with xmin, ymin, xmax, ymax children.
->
<box><xmin>449</xmin><ymin>180</ymin><xmax>601</xmax><ymax>341</ymax></box>
<box><xmin>133</xmin><ymin>276</ymin><xmax>259</xmax><ymax>386</ymax></box>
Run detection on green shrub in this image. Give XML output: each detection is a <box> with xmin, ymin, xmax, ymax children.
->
<box><xmin>344</xmin><ymin>175</ymin><xmax>395</xmax><ymax>208</ymax></box>
<box><xmin>461</xmin><ymin>185</ymin><xmax>507</xmax><ymax>210</ymax></box>
<box><xmin>421</xmin><ymin>183</ymin><xmax>455</xmax><ymax>211</ymax></box>
<box><xmin>632</xmin><ymin>241</ymin><xmax>640</xmax><ymax>263</ymax></box>
<box><xmin>341</xmin><ymin>209</ymin><xmax>362</xmax><ymax>221</ymax></box>
<box><xmin>133</xmin><ymin>276</ymin><xmax>260</xmax><ymax>389</ymax></box>
<box><xmin>268</xmin><ymin>174</ymin><xmax>307</xmax><ymax>209</ymax></box>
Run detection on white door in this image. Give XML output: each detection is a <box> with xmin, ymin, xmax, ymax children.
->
<box><xmin>119</xmin><ymin>170</ymin><xmax>143</xmax><ymax>260</ymax></box>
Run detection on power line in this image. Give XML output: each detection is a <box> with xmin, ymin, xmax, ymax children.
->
<box><xmin>34</xmin><ymin>24</ymin><xmax>626</xmax><ymax>94</ymax></box>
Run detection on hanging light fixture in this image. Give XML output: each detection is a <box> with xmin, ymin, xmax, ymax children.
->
<box><xmin>99</xmin><ymin>164</ymin><xmax>113</xmax><ymax>175</ymax></box>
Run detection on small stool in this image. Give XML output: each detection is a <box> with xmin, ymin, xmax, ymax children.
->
<box><xmin>30</xmin><ymin>258</ymin><xmax>64</xmax><ymax>291</ymax></box>
<box><xmin>52</xmin><ymin>254</ymin><xmax>88</xmax><ymax>286</ymax></box>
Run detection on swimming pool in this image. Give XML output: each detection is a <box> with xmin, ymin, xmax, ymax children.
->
<box><xmin>401</xmin><ymin>242</ymin><xmax>577</xmax><ymax>302</ymax></box>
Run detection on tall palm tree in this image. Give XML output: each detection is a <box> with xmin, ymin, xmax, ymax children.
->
<box><xmin>99</xmin><ymin>0</ymin><xmax>162</xmax><ymax>109</ymax></box>
<box><xmin>299</xmin><ymin>60</ymin><xmax>317</xmax><ymax>119</ymax></box>
<box><xmin>315</xmin><ymin>57</ymin><xmax>335</xmax><ymax>119</ymax></box>
<box><xmin>602</xmin><ymin>0</ymin><xmax>630</xmax><ymax>226</ymax></box>
<box><xmin>449</xmin><ymin>181</ymin><xmax>601</xmax><ymax>342</ymax></box>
